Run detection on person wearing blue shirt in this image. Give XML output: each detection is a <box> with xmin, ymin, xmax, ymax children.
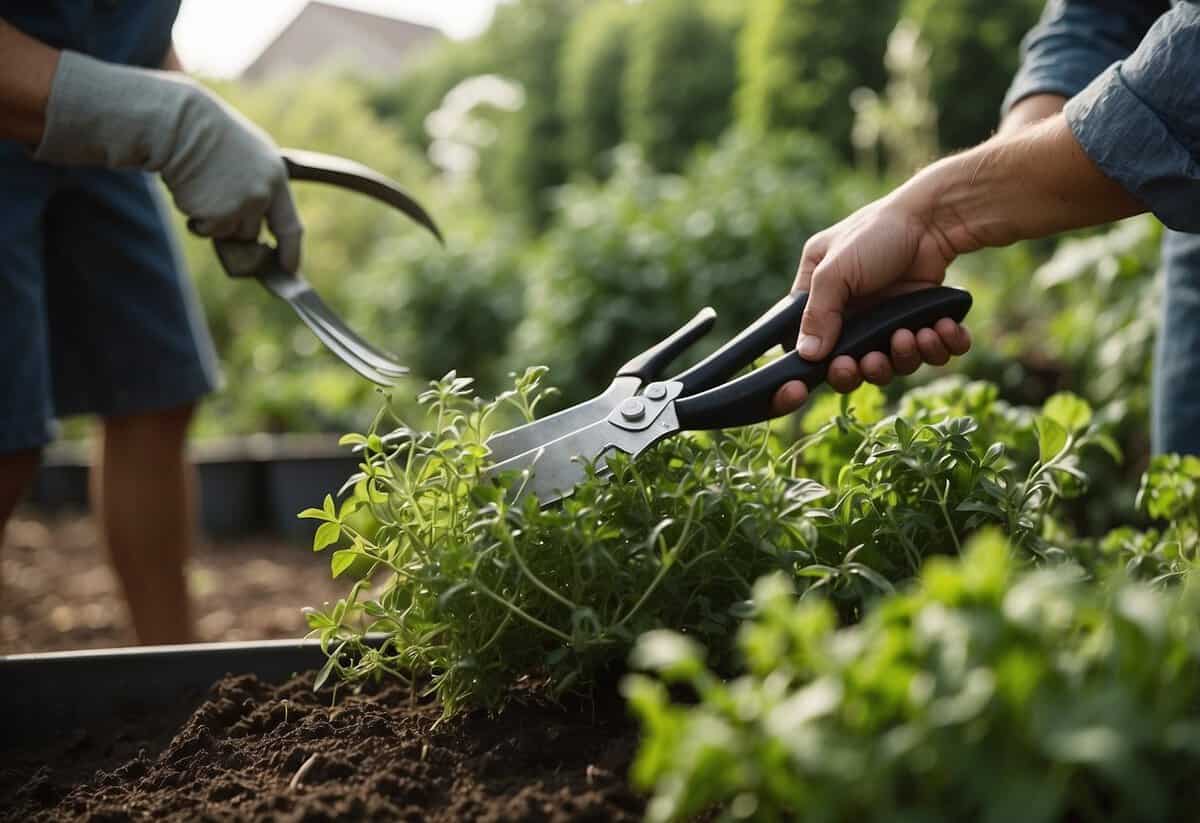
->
<box><xmin>770</xmin><ymin>1</ymin><xmax>1200</xmax><ymax>460</ymax></box>
<box><xmin>1002</xmin><ymin>0</ymin><xmax>1200</xmax><ymax>455</ymax></box>
<box><xmin>0</xmin><ymin>2</ymin><xmax>302</xmax><ymax>644</ymax></box>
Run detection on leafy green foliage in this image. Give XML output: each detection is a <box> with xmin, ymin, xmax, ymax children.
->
<box><xmin>353</xmin><ymin>225</ymin><xmax>526</xmax><ymax>396</ymax></box>
<box><xmin>623</xmin><ymin>0</ymin><xmax>739</xmax><ymax>172</ymax></box>
<box><xmin>627</xmin><ymin>531</ymin><xmax>1200</xmax><ymax>823</ymax></box>
<box><xmin>304</xmin><ymin>367</ymin><xmax>1117</xmax><ymax>713</ymax></box>
<box><xmin>950</xmin><ymin>217</ymin><xmax>1162</xmax><ymax>533</ymax></box>
<box><xmin>301</xmin><ymin>369</ymin><xmax>814</xmax><ymax>713</ymax></box>
<box><xmin>738</xmin><ymin>0</ymin><xmax>900</xmax><ymax>154</ymax></box>
<box><xmin>560</xmin><ymin>1</ymin><xmax>636</xmax><ymax>177</ymax></box>
<box><xmin>784</xmin><ymin>377</ymin><xmax>1114</xmax><ymax>620</ymax></box>
<box><xmin>1087</xmin><ymin>455</ymin><xmax>1200</xmax><ymax>585</ymax></box>
<box><xmin>478</xmin><ymin>0</ymin><xmax>583</xmax><ymax>222</ymax></box>
<box><xmin>902</xmin><ymin>0</ymin><xmax>1043</xmax><ymax>150</ymax></box>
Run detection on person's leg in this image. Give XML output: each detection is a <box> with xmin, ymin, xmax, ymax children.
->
<box><xmin>91</xmin><ymin>405</ymin><xmax>196</xmax><ymax>644</ymax></box>
<box><xmin>44</xmin><ymin>169</ymin><xmax>218</xmax><ymax>644</ymax></box>
<box><xmin>1153</xmin><ymin>230</ymin><xmax>1200</xmax><ymax>456</ymax></box>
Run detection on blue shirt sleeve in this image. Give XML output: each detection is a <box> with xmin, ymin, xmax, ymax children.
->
<box><xmin>1002</xmin><ymin>0</ymin><xmax>1170</xmax><ymax>115</ymax></box>
<box><xmin>1064</xmin><ymin>4</ymin><xmax>1200</xmax><ymax>233</ymax></box>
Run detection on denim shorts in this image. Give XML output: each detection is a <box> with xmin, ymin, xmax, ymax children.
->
<box><xmin>0</xmin><ymin>143</ymin><xmax>219</xmax><ymax>452</ymax></box>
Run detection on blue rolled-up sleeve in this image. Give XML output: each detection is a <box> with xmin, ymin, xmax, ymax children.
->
<box><xmin>1064</xmin><ymin>4</ymin><xmax>1200</xmax><ymax>233</ymax></box>
<box><xmin>1003</xmin><ymin>0</ymin><xmax>1170</xmax><ymax>115</ymax></box>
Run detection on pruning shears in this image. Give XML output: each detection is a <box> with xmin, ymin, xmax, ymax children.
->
<box><xmin>485</xmin><ymin>287</ymin><xmax>973</xmax><ymax>506</ymax></box>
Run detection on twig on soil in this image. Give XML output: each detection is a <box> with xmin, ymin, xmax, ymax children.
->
<box><xmin>288</xmin><ymin>753</ymin><xmax>319</xmax><ymax>791</ymax></box>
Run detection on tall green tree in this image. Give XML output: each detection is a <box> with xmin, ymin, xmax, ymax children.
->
<box><xmin>737</xmin><ymin>0</ymin><xmax>900</xmax><ymax>153</ymax></box>
<box><xmin>903</xmin><ymin>0</ymin><xmax>1044</xmax><ymax>149</ymax></box>
<box><xmin>560</xmin><ymin>1</ymin><xmax>636</xmax><ymax>178</ymax></box>
<box><xmin>623</xmin><ymin>0</ymin><xmax>739</xmax><ymax>173</ymax></box>
<box><xmin>480</xmin><ymin>0</ymin><xmax>583</xmax><ymax>221</ymax></box>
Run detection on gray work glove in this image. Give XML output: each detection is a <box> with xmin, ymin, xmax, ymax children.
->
<box><xmin>35</xmin><ymin>50</ymin><xmax>303</xmax><ymax>272</ymax></box>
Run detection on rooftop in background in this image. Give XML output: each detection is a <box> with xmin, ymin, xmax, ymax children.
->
<box><xmin>239</xmin><ymin>1</ymin><xmax>443</xmax><ymax>83</ymax></box>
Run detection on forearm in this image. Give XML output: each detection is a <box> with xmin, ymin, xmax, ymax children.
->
<box><xmin>903</xmin><ymin>114</ymin><xmax>1145</xmax><ymax>254</ymax></box>
<box><xmin>0</xmin><ymin>18</ymin><xmax>60</xmax><ymax>144</ymax></box>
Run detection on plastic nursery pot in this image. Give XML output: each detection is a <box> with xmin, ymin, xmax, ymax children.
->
<box><xmin>192</xmin><ymin>437</ymin><xmax>270</xmax><ymax>540</ymax></box>
<box><xmin>27</xmin><ymin>441</ymin><xmax>90</xmax><ymax>512</ymax></box>
<box><xmin>0</xmin><ymin>638</ymin><xmax>334</xmax><ymax>749</ymax></box>
<box><xmin>259</xmin><ymin>434</ymin><xmax>360</xmax><ymax>546</ymax></box>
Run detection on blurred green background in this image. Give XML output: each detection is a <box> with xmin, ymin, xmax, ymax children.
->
<box><xmin>144</xmin><ymin>0</ymin><xmax>1158</xmax><ymax>531</ymax></box>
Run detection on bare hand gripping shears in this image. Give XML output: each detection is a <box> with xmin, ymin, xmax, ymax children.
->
<box><xmin>485</xmin><ymin>287</ymin><xmax>973</xmax><ymax>506</ymax></box>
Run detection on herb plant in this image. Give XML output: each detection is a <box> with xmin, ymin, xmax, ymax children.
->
<box><xmin>302</xmin><ymin>368</ymin><xmax>816</xmax><ymax>713</ymax></box>
<box><xmin>302</xmin><ymin>369</ymin><xmax>1116</xmax><ymax>714</ymax></box>
<box><xmin>626</xmin><ymin>531</ymin><xmax>1200</xmax><ymax>823</ymax></box>
<box><xmin>1086</xmin><ymin>454</ymin><xmax>1200</xmax><ymax>585</ymax></box>
<box><xmin>782</xmin><ymin>377</ymin><xmax>1116</xmax><ymax>619</ymax></box>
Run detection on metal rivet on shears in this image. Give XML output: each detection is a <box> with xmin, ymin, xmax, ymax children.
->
<box><xmin>644</xmin><ymin>383</ymin><xmax>668</xmax><ymax>401</ymax></box>
<box><xmin>620</xmin><ymin>398</ymin><xmax>646</xmax><ymax>421</ymax></box>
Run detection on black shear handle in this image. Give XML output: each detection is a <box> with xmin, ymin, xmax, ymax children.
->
<box><xmin>214</xmin><ymin>149</ymin><xmax>442</xmax><ymax>280</ymax></box>
<box><xmin>670</xmin><ymin>292</ymin><xmax>809</xmax><ymax>394</ymax></box>
<box><xmin>674</xmin><ymin>286</ymin><xmax>973</xmax><ymax>431</ymax></box>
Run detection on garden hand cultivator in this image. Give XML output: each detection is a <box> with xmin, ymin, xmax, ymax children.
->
<box><xmin>486</xmin><ymin>287</ymin><xmax>973</xmax><ymax>505</ymax></box>
<box><xmin>213</xmin><ymin>149</ymin><xmax>442</xmax><ymax>386</ymax></box>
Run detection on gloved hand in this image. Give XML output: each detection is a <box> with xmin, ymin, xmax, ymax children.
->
<box><xmin>34</xmin><ymin>50</ymin><xmax>303</xmax><ymax>272</ymax></box>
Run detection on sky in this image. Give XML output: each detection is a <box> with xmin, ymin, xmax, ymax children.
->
<box><xmin>173</xmin><ymin>0</ymin><xmax>502</xmax><ymax>77</ymax></box>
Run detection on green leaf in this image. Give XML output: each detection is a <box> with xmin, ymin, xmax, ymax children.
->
<box><xmin>331</xmin><ymin>549</ymin><xmax>358</xmax><ymax>578</ymax></box>
<box><xmin>1036</xmin><ymin>417</ymin><xmax>1069</xmax><ymax>463</ymax></box>
<box><xmin>1042</xmin><ymin>392</ymin><xmax>1092</xmax><ymax>433</ymax></box>
<box><xmin>298</xmin><ymin>507</ymin><xmax>333</xmax><ymax>522</ymax></box>
<box><xmin>313</xmin><ymin>653</ymin><xmax>338</xmax><ymax>691</ymax></box>
<box><xmin>314</xmin><ymin>521</ymin><xmax>341</xmax><ymax>552</ymax></box>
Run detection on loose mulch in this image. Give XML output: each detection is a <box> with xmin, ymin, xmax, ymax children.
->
<box><xmin>0</xmin><ymin>671</ymin><xmax>643</xmax><ymax>822</ymax></box>
<box><xmin>1</xmin><ymin>513</ymin><xmax>347</xmax><ymax>654</ymax></box>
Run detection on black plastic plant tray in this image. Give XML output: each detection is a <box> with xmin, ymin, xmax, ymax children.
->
<box><xmin>0</xmin><ymin>638</ymin><xmax>332</xmax><ymax>749</ymax></box>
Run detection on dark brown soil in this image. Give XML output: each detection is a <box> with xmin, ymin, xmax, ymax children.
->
<box><xmin>1</xmin><ymin>514</ymin><xmax>346</xmax><ymax>654</ymax></box>
<box><xmin>0</xmin><ymin>671</ymin><xmax>643</xmax><ymax>822</ymax></box>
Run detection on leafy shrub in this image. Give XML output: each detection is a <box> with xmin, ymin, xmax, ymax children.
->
<box><xmin>623</xmin><ymin>0</ymin><xmax>739</xmax><ymax>173</ymax></box>
<box><xmin>302</xmin><ymin>369</ymin><xmax>812</xmax><ymax>713</ymax></box>
<box><xmin>787</xmin><ymin>377</ymin><xmax>1116</xmax><ymax>619</ymax></box>
<box><xmin>511</xmin><ymin>132</ymin><xmax>845</xmax><ymax>404</ymax></box>
<box><xmin>950</xmin><ymin>217</ymin><xmax>1162</xmax><ymax>532</ymax></box>
<box><xmin>302</xmin><ymin>367</ymin><xmax>1113</xmax><ymax>712</ymax></box>
<box><xmin>1088</xmin><ymin>454</ymin><xmax>1200</xmax><ymax>585</ymax></box>
<box><xmin>902</xmin><ymin>0</ymin><xmax>1043</xmax><ymax>150</ymax></box>
<box><xmin>366</xmin><ymin>40</ymin><xmax>491</xmax><ymax>151</ymax></box>
<box><xmin>560</xmin><ymin>1</ymin><xmax>636</xmax><ymax>177</ymax></box>
<box><xmin>627</xmin><ymin>531</ymin><xmax>1200</xmax><ymax>823</ymax></box>
<box><xmin>737</xmin><ymin>0</ymin><xmax>900</xmax><ymax>154</ymax></box>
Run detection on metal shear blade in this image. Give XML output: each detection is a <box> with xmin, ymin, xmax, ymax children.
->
<box><xmin>485</xmin><ymin>383</ymin><xmax>685</xmax><ymax>505</ymax></box>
